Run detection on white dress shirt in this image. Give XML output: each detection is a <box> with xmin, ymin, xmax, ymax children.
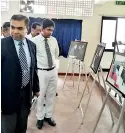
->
<box><xmin>13</xmin><ymin>39</ymin><xmax>31</xmax><ymax>70</ymax></box>
<box><xmin>31</xmin><ymin>34</ymin><xmax>59</xmax><ymax>69</ymax></box>
<box><xmin>26</xmin><ymin>33</ymin><xmax>33</xmax><ymax>39</ymax></box>
<box><xmin>1</xmin><ymin>35</ymin><xmax>4</xmax><ymax>38</ymax></box>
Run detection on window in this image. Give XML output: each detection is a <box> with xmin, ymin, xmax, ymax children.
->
<box><xmin>20</xmin><ymin>0</ymin><xmax>94</xmax><ymax>17</ymax></box>
<box><xmin>117</xmin><ymin>18</ymin><xmax>125</xmax><ymax>43</ymax></box>
<box><xmin>1</xmin><ymin>0</ymin><xmax>9</xmax><ymax>11</ymax></box>
<box><xmin>100</xmin><ymin>17</ymin><xmax>125</xmax><ymax>50</ymax></box>
<box><xmin>101</xmin><ymin>19</ymin><xmax>117</xmax><ymax>49</ymax></box>
<box><xmin>100</xmin><ymin>17</ymin><xmax>125</xmax><ymax>104</ymax></box>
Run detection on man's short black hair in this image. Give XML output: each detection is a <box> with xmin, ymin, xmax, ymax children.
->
<box><xmin>42</xmin><ymin>19</ymin><xmax>55</xmax><ymax>29</ymax></box>
<box><xmin>2</xmin><ymin>22</ymin><xmax>10</xmax><ymax>28</ymax></box>
<box><xmin>2</xmin><ymin>22</ymin><xmax>10</xmax><ymax>31</ymax></box>
<box><xmin>10</xmin><ymin>14</ymin><xmax>29</xmax><ymax>28</ymax></box>
<box><xmin>31</xmin><ymin>22</ymin><xmax>41</xmax><ymax>29</ymax></box>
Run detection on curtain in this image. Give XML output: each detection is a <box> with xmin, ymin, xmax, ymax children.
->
<box><xmin>52</xmin><ymin>19</ymin><xmax>82</xmax><ymax>57</ymax></box>
<box><xmin>29</xmin><ymin>17</ymin><xmax>82</xmax><ymax>57</ymax></box>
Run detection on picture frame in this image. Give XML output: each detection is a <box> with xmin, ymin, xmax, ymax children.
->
<box><xmin>106</xmin><ymin>52</ymin><xmax>125</xmax><ymax>98</ymax></box>
<box><xmin>68</xmin><ymin>41</ymin><xmax>88</xmax><ymax>61</ymax></box>
<box><xmin>90</xmin><ymin>44</ymin><xmax>105</xmax><ymax>74</ymax></box>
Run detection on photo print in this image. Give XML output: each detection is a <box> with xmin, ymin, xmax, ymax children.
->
<box><xmin>68</xmin><ymin>41</ymin><xmax>88</xmax><ymax>61</ymax></box>
<box><xmin>106</xmin><ymin>53</ymin><xmax>125</xmax><ymax>97</ymax></box>
<box><xmin>90</xmin><ymin>45</ymin><xmax>105</xmax><ymax>74</ymax></box>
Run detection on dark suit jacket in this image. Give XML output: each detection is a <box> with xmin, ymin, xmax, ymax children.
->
<box><xmin>1</xmin><ymin>36</ymin><xmax>39</xmax><ymax>114</ymax></box>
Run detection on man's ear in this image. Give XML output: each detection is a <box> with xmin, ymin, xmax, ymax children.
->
<box><xmin>26</xmin><ymin>26</ymin><xmax>29</xmax><ymax>33</ymax></box>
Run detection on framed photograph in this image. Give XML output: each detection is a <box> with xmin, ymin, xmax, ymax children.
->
<box><xmin>106</xmin><ymin>52</ymin><xmax>125</xmax><ymax>97</ymax></box>
<box><xmin>20</xmin><ymin>0</ymin><xmax>34</xmax><ymax>13</ymax></box>
<box><xmin>90</xmin><ymin>45</ymin><xmax>105</xmax><ymax>74</ymax></box>
<box><xmin>68</xmin><ymin>41</ymin><xmax>88</xmax><ymax>61</ymax></box>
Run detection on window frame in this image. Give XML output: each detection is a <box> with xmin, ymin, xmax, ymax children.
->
<box><xmin>100</xmin><ymin>16</ymin><xmax>125</xmax><ymax>52</ymax></box>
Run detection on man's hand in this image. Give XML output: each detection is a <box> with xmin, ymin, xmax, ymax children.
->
<box><xmin>34</xmin><ymin>92</ymin><xmax>40</xmax><ymax>97</ymax></box>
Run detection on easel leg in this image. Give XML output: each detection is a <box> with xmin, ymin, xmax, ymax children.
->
<box><xmin>100</xmin><ymin>67</ymin><xmax>115</xmax><ymax>125</ymax></box>
<box><xmin>62</xmin><ymin>58</ymin><xmax>71</xmax><ymax>90</ymax></box>
<box><xmin>92</xmin><ymin>87</ymin><xmax>111</xmax><ymax>133</ymax></box>
<box><xmin>72</xmin><ymin>59</ymin><xmax>75</xmax><ymax>87</ymax></box>
<box><xmin>99</xmin><ymin>66</ymin><xmax>115</xmax><ymax>125</ymax></box>
<box><xmin>123</xmin><ymin>117</ymin><xmax>125</xmax><ymax>133</ymax></box>
<box><xmin>81</xmin><ymin>74</ymin><xmax>97</xmax><ymax>124</ymax></box>
<box><xmin>83</xmin><ymin>64</ymin><xmax>90</xmax><ymax>93</ymax></box>
<box><xmin>77</xmin><ymin>60</ymin><xmax>82</xmax><ymax>97</ymax></box>
<box><xmin>97</xmin><ymin>72</ymin><xmax>104</xmax><ymax>103</ymax></box>
<box><xmin>77</xmin><ymin>73</ymin><xmax>91</xmax><ymax>108</ymax></box>
<box><xmin>70</xmin><ymin>58</ymin><xmax>73</xmax><ymax>80</ymax></box>
<box><xmin>114</xmin><ymin>99</ymin><xmax>125</xmax><ymax>133</ymax></box>
<box><xmin>123</xmin><ymin>116</ymin><xmax>125</xmax><ymax>133</ymax></box>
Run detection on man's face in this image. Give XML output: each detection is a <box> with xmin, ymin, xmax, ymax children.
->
<box><xmin>42</xmin><ymin>26</ymin><xmax>54</xmax><ymax>38</ymax></box>
<box><xmin>10</xmin><ymin>20</ymin><xmax>28</xmax><ymax>41</ymax></box>
<box><xmin>3</xmin><ymin>27</ymin><xmax>10</xmax><ymax>37</ymax></box>
<box><xmin>32</xmin><ymin>25</ymin><xmax>41</xmax><ymax>37</ymax></box>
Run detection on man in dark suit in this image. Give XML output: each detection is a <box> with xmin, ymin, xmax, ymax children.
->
<box><xmin>1</xmin><ymin>14</ymin><xmax>39</xmax><ymax>133</ymax></box>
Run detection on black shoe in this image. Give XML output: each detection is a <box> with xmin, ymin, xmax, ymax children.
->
<box><xmin>36</xmin><ymin>120</ymin><xmax>44</xmax><ymax>129</ymax></box>
<box><xmin>56</xmin><ymin>93</ymin><xmax>58</xmax><ymax>96</ymax></box>
<box><xmin>44</xmin><ymin>117</ymin><xmax>56</xmax><ymax>126</ymax></box>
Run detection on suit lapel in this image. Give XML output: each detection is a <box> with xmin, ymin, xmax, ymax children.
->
<box><xmin>9</xmin><ymin>36</ymin><xmax>21</xmax><ymax>70</ymax></box>
<box><xmin>26</xmin><ymin>38</ymin><xmax>34</xmax><ymax>69</ymax></box>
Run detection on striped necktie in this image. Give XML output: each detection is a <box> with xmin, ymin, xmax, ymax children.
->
<box><xmin>18</xmin><ymin>41</ymin><xmax>30</xmax><ymax>87</ymax></box>
<box><xmin>44</xmin><ymin>38</ymin><xmax>53</xmax><ymax>68</ymax></box>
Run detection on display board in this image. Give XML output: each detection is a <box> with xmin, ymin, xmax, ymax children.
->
<box><xmin>68</xmin><ymin>41</ymin><xmax>88</xmax><ymax>61</ymax></box>
<box><xmin>90</xmin><ymin>45</ymin><xmax>105</xmax><ymax>74</ymax></box>
<box><xmin>106</xmin><ymin>53</ymin><xmax>125</xmax><ymax>97</ymax></box>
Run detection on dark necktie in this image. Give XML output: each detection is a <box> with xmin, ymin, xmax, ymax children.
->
<box><xmin>44</xmin><ymin>38</ymin><xmax>53</xmax><ymax>68</ymax></box>
<box><xmin>18</xmin><ymin>41</ymin><xmax>30</xmax><ymax>87</ymax></box>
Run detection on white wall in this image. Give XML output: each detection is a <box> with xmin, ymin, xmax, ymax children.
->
<box><xmin>1</xmin><ymin>1</ymin><xmax>125</xmax><ymax>73</ymax></box>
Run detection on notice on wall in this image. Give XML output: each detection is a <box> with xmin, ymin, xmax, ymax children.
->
<box><xmin>116</xmin><ymin>1</ymin><xmax>125</xmax><ymax>5</ymax></box>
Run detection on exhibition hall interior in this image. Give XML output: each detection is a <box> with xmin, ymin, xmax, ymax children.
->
<box><xmin>1</xmin><ymin>0</ymin><xmax>125</xmax><ymax>133</ymax></box>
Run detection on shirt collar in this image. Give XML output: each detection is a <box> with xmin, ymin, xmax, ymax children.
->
<box><xmin>13</xmin><ymin>38</ymin><xmax>27</xmax><ymax>45</ymax></box>
<box><xmin>29</xmin><ymin>33</ymin><xmax>33</xmax><ymax>38</ymax></box>
<box><xmin>40</xmin><ymin>34</ymin><xmax>51</xmax><ymax>41</ymax></box>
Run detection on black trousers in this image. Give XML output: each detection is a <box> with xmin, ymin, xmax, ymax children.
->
<box><xmin>1</xmin><ymin>83</ymin><xmax>31</xmax><ymax>133</ymax></box>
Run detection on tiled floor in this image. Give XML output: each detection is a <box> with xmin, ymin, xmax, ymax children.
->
<box><xmin>27</xmin><ymin>76</ymin><xmax>124</xmax><ymax>133</ymax></box>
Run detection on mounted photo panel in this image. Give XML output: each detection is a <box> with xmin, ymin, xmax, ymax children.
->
<box><xmin>68</xmin><ymin>41</ymin><xmax>88</xmax><ymax>61</ymax></box>
<box><xmin>106</xmin><ymin>52</ymin><xmax>125</xmax><ymax>97</ymax></box>
<box><xmin>90</xmin><ymin>44</ymin><xmax>105</xmax><ymax>74</ymax></box>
